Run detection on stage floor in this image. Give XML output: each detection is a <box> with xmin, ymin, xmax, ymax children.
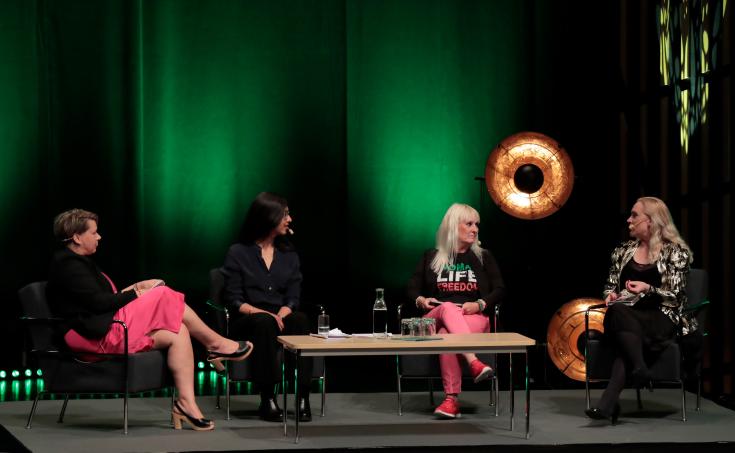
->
<box><xmin>1</xmin><ymin>389</ymin><xmax>734</xmax><ymax>452</ymax></box>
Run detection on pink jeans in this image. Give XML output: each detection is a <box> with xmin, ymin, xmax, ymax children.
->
<box><xmin>423</xmin><ymin>302</ymin><xmax>490</xmax><ymax>394</ymax></box>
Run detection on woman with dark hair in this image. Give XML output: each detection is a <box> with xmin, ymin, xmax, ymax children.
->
<box><xmin>47</xmin><ymin>209</ymin><xmax>253</xmax><ymax>432</ymax></box>
<box><xmin>586</xmin><ymin>196</ymin><xmax>694</xmax><ymax>424</ymax></box>
<box><xmin>222</xmin><ymin>192</ymin><xmax>313</xmax><ymax>422</ymax></box>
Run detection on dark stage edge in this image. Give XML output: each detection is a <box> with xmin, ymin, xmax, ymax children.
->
<box><xmin>1</xmin><ymin>390</ymin><xmax>734</xmax><ymax>453</ymax></box>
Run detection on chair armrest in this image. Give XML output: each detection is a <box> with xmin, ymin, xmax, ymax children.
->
<box><xmin>584</xmin><ymin>303</ymin><xmax>607</xmax><ymax>335</ymax></box>
<box><xmin>683</xmin><ymin>299</ymin><xmax>710</xmax><ymax>314</ymax></box>
<box><xmin>20</xmin><ymin>315</ymin><xmax>65</xmax><ymax>323</ymax></box>
<box><xmin>205</xmin><ymin>299</ymin><xmax>228</xmax><ymax>313</ymax></box>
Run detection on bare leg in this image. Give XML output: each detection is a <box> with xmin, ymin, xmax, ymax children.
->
<box><xmin>181</xmin><ymin>304</ymin><xmax>240</xmax><ymax>354</ymax></box>
<box><xmin>150</xmin><ymin>324</ymin><xmax>205</xmax><ymax>419</ymax></box>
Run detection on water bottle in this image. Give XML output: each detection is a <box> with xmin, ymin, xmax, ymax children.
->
<box><xmin>372</xmin><ymin>288</ymin><xmax>388</xmax><ymax>338</ymax></box>
<box><xmin>317</xmin><ymin>305</ymin><xmax>330</xmax><ymax>337</ymax></box>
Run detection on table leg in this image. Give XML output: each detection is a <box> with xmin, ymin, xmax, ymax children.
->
<box><xmin>525</xmin><ymin>349</ymin><xmax>530</xmax><ymax>439</ymax></box>
<box><xmin>282</xmin><ymin>345</ymin><xmax>287</xmax><ymax>436</ymax></box>
<box><xmin>509</xmin><ymin>352</ymin><xmax>514</xmax><ymax>431</ymax></box>
<box><xmin>294</xmin><ymin>350</ymin><xmax>301</xmax><ymax>444</ymax></box>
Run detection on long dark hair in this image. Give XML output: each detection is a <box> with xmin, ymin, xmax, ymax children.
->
<box><xmin>238</xmin><ymin>192</ymin><xmax>293</xmax><ymax>250</ymax></box>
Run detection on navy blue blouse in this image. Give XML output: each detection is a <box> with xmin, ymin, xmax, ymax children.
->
<box><xmin>222</xmin><ymin>242</ymin><xmax>302</xmax><ymax>315</ymax></box>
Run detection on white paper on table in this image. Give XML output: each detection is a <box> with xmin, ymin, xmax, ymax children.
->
<box><xmin>327</xmin><ymin>328</ymin><xmax>351</xmax><ymax>338</ymax></box>
<box><xmin>351</xmin><ymin>333</ymin><xmax>393</xmax><ymax>338</ymax></box>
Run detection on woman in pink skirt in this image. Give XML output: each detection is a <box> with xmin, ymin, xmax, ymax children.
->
<box><xmin>46</xmin><ymin>209</ymin><xmax>252</xmax><ymax>431</ymax></box>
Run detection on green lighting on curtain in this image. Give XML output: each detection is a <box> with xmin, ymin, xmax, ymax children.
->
<box><xmin>11</xmin><ymin>381</ymin><xmax>20</xmax><ymax>400</ymax></box>
<box><xmin>0</xmin><ymin>371</ymin><xmax>6</xmax><ymax>379</ymax></box>
<box><xmin>347</xmin><ymin>0</ymin><xmax>527</xmax><ymax>286</ymax></box>
<box><xmin>197</xmin><ymin>361</ymin><xmax>205</xmax><ymax>370</ymax></box>
<box><xmin>11</xmin><ymin>370</ymin><xmax>19</xmax><ymax>378</ymax></box>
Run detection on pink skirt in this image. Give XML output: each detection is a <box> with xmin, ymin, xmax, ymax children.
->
<box><xmin>64</xmin><ymin>286</ymin><xmax>185</xmax><ymax>355</ymax></box>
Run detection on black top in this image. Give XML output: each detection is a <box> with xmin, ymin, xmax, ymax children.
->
<box><xmin>406</xmin><ymin>248</ymin><xmax>506</xmax><ymax>316</ymax></box>
<box><xmin>619</xmin><ymin>259</ymin><xmax>662</xmax><ymax>309</ymax></box>
<box><xmin>46</xmin><ymin>248</ymin><xmax>137</xmax><ymax>339</ymax></box>
<box><xmin>222</xmin><ymin>242</ymin><xmax>302</xmax><ymax>315</ymax></box>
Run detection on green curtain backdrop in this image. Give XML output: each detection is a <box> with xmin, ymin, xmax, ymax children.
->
<box><xmin>0</xmin><ymin>0</ymin><xmax>527</xmax><ymax>337</ymax></box>
<box><xmin>346</xmin><ymin>0</ymin><xmax>528</xmax><ymax>289</ymax></box>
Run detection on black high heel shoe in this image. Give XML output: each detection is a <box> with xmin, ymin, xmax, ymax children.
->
<box><xmin>585</xmin><ymin>403</ymin><xmax>620</xmax><ymax>425</ymax></box>
<box><xmin>631</xmin><ymin>367</ymin><xmax>653</xmax><ymax>390</ymax></box>
<box><xmin>259</xmin><ymin>397</ymin><xmax>284</xmax><ymax>422</ymax></box>
<box><xmin>298</xmin><ymin>397</ymin><xmax>312</xmax><ymax>422</ymax></box>
<box><xmin>207</xmin><ymin>341</ymin><xmax>253</xmax><ymax>365</ymax></box>
<box><xmin>172</xmin><ymin>400</ymin><xmax>214</xmax><ymax>431</ymax></box>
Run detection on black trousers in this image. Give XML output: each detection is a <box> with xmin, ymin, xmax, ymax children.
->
<box><xmin>230</xmin><ymin>310</ymin><xmax>313</xmax><ymax>397</ymax></box>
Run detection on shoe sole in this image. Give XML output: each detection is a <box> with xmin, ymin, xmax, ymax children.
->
<box><xmin>473</xmin><ymin>367</ymin><xmax>493</xmax><ymax>383</ymax></box>
<box><xmin>434</xmin><ymin>410</ymin><xmax>461</xmax><ymax>419</ymax></box>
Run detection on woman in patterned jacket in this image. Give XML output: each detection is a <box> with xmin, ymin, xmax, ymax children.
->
<box><xmin>585</xmin><ymin>196</ymin><xmax>694</xmax><ymax>424</ymax></box>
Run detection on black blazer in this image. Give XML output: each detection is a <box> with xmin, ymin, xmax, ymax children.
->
<box><xmin>46</xmin><ymin>248</ymin><xmax>136</xmax><ymax>339</ymax></box>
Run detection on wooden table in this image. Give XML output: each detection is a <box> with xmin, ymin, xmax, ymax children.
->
<box><xmin>277</xmin><ymin>332</ymin><xmax>536</xmax><ymax>442</ymax></box>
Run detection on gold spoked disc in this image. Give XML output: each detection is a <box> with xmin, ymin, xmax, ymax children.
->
<box><xmin>546</xmin><ymin>298</ymin><xmax>606</xmax><ymax>382</ymax></box>
<box><xmin>485</xmin><ymin>131</ymin><xmax>574</xmax><ymax>220</ymax></box>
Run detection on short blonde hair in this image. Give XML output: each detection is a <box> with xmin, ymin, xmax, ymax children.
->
<box><xmin>431</xmin><ymin>203</ymin><xmax>483</xmax><ymax>274</ymax></box>
<box><xmin>53</xmin><ymin>209</ymin><xmax>98</xmax><ymax>244</ymax></box>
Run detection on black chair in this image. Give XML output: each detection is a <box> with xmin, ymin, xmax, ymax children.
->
<box><xmin>584</xmin><ymin>268</ymin><xmax>709</xmax><ymax>421</ymax></box>
<box><xmin>19</xmin><ymin>281</ymin><xmax>172</xmax><ymax>434</ymax></box>
<box><xmin>395</xmin><ymin>301</ymin><xmax>500</xmax><ymax>416</ymax></box>
<box><xmin>206</xmin><ymin>268</ymin><xmax>326</xmax><ymax>420</ymax></box>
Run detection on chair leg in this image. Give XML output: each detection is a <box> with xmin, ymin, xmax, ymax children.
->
<box><xmin>225</xmin><ymin>372</ymin><xmax>231</xmax><ymax>421</ymax></box>
<box><xmin>489</xmin><ymin>376</ymin><xmax>499</xmax><ymax>416</ymax></box>
<box><xmin>123</xmin><ymin>392</ymin><xmax>129</xmax><ymax>435</ymax></box>
<box><xmin>57</xmin><ymin>394</ymin><xmax>70</xmax><ymax>423</ymax></box>
<box><xmin>585</xmin><ymin>376</ymin><xmax>591</xmax><ymax>410</ymax></box>
<box><xmin>26</xmin><ymin>391</ymin><xmax>43</xmax><ymax>429</ymax></box>
<box><xmin>321</xmin><ymin>360</ymin><xmax>326</xmax><ymax>417</ymax></box>
<box><xmin>170</xmin><ymin>390</ymin><xmax>175</xmax><ymax>427</ymax></box>
<box><xmin>636</xmin><ymin>388</ymin><xmax>642</xmax><ymax>410</ymax></box>
<box><xmin>428</xmin><ymin>378</ymin><xmax>435</xmax><ymax>406</ymax></box>
<box><xmin>215</xmin><ymin>374</ymin><xmax>222</xmax><ymax>410</ymax></box>
<box><xmin>395</xmin><ymin>356</ymin><xmax>403</xmax><ymax>416</ymax></box>
<box><xmin>681</xmin><ymin>380</ymin><xmax>687</xmax><ymax>422</ymax></box>
<box><xmin>696</xmin><ymin>376</ymin><xmax>701</xmax><ymax>411</ymax></box>
<box><xmin>494</xmin><ymin>376</ymin><xmax>500</xmax><ymax>416</ymax></box>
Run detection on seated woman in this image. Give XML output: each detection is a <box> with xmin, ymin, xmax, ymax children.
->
<box><xmin>222</xmin><ymin>192</ymin><xmax>313</xmax><ymax>422</ymax></box>
<box><xmin>586</xmin><ymin>196</ymin><xmax>695</xmax><ymax>424</ymax></box>
<box><xmin>407</xmin><ymin>203</ymin><xmax>506</xmax><ymax>419</ymax></box>
<box><xmin>47</xmin><ymin>209</ymin><xmax>252</xmax><ymax>432</ymax></box>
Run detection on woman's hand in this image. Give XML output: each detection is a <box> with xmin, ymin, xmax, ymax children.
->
<box><xmin>277</xmin><ymin>306</ymin><xmax>292</xmax><ymax>319</ymax></box>
<box><xmin>416</xmin><ymin>296</ymin><xmax>439</xmax><ymax>311</ymax></box>
<box><xmin>121</xmin><ymin>279</ymin><xmax>163</xmax><ymax>297</ymax></box>
<box><xmin>269</xmin><ymin>312</ymin><xmax>285</xmax><ymax>331</ymax></box>
<box><xmin>625</xmin><ymin>280</ymin><xmax>651</xmax><ymax>294</ymax></box>
<box><xmin>461</xmin><ymin>302</ymin><xmax>482</xmax><ymax>315</ymax></box>
<box><xmin>605</xmin><ymin>292</ymin><xmax>619</xmax><ymax>305</ymax></box>
<box><xmin>137</xmin><ymin>279</ymin><xmax>164</xmax><ymax>292</ymax></box>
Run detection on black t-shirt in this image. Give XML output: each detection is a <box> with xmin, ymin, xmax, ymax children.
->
<box><xmin>406</xmin><ymin>248</ymin><xmax>506</xmax><ymax>316</ymax></box>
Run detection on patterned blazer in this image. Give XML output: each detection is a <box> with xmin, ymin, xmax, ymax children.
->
<box><xmin>603</xmin><ymin>240</ymin><xmax>697</xmax><ymax>335</ymax></box>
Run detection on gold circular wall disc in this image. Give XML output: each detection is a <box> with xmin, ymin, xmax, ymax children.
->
<box><xmin>485</xmin><ymin>132</ymin><xmax>574</xmax><ymax>220</ymax></box>
<box><xmin>546</xmin><ymin>298</ymin><xmax>606</xmax><ymax>382</ymax></box>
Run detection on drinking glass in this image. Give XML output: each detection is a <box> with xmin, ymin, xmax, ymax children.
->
<box><xmin>318</xmin><ymin>314</ymin><xmax>330</xmax><ymax>336</ymax></box>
